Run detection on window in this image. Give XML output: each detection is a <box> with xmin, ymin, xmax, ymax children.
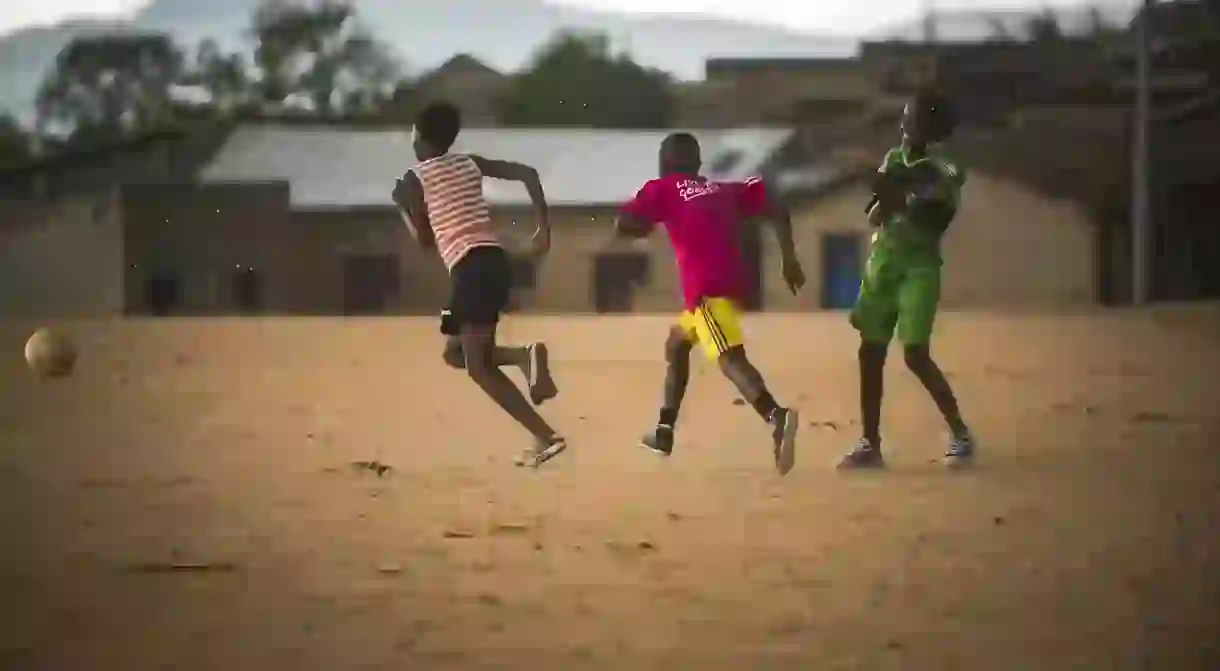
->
<box><xmin>342</xmin><ymin>255</ymin><xmax>398</xmax><ymax>315</ymax></box>
<box><xmin>592</xmin><ymin>252</ymin><xmax>651</xmax><ymax>312</ymax></box>
<box><xmin>509</xmin><ymin>255</ymin><xmax>537</xmax><ymax>289</ymax></box>
<box><xmin>145</xmin><ymin>271</ymin><xmax>181</xmax><ymax>315</ymax></box>
<box><xmin>231</xmin><ymin>267</ymin><xmax>262</xmax><ymax>313</ymax></box>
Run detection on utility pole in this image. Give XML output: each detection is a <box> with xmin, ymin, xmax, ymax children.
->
<box><xmin>923</xmin><ymin>0</ymin><xmax>938</xmax><ymax>43</ymax></box>
<box><xmin>1132</xmin><ymin>0</ymin><xmax>1154</xmax><ymax>304</ymax></box>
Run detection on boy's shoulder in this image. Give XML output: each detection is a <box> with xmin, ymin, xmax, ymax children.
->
<box><xmin>880</xmin><ymin>146</ymin><xmax>906</xmax><ymax>171</ymax></box>
<box><xmin>914</xmin><ymin>150</ymin><xmax>966</xmax><ymax>185</ymax></box>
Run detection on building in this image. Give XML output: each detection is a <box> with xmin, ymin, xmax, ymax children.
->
<box><xmin>765</xmin><ymin>154</ymin><xmax>1101</xmax><ymax>312</ymax></box>
<box><xmin>0</xmin><ymin>125</ymin><xmax>231</xmax><ymax>318</ymax></box>
<box><xmin>410</xmin><ymin>55</ymin><xmax>510</xmax><ymax>126</ymax></box>
<box><xmin>6</xmin><ymin>117</ymin><xmax>1186</xmax><ymax>319</ymax></box>
<box><xmin>142</xmin><ymin>125</ymin><xmax>794</xmax><ymax>316</ymax></box>
<box><xmin>676</xmin><ymin>58</ymin><xmax>899</xmax><ymax>130</ymax></box>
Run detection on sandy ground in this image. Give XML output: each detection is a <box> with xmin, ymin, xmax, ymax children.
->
<box><xmin>1</xmin><ymin>310</ymin><xmax>1219</xmax><ymax>670</ymax></box>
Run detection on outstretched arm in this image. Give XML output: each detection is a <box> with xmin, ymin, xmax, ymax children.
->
<box><xmin>392</xmin><ymin>171</ymin><xmax>434</xmax><ymax>248</ymax></box>
<box><xmin>613</xmin><ymin>181</ymin><xmax>661</xmax><ymax>239</ymax></box>
<box><xmin>759</xmin><ymin>196</ymin><xmax>798</xmax><ymax>262</ymax></box>
<box><xmin>469</xmin><ymin>155</ymin><xmax>550</xmax><ymax>242</ymax></box>
<box><xmin>756</xmin><ymin>193</ymin><xmax>805</xmax><ymax>295</ymax></box>
<box><xmin>614</xmin><ymin>211</ymin><xmax>654</xmax><ymax>238</ymax></box>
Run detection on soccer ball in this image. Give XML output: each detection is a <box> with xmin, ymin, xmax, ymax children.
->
<box><xmin>24</xmin><ymin>328</ymin><xmax>77</xmax><ymax>378</ymax></box>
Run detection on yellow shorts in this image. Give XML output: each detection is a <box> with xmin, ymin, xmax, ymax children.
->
<box><xmin>678</xmin><ymin>297</ymin><xmax>745</xmax><ymax>360</ymax></box>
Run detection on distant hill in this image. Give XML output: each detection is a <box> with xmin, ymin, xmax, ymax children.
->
<box><xmin>0</xmin><ymin>0</ymin><xmax>856</xmax><ymax>126</ymax></box>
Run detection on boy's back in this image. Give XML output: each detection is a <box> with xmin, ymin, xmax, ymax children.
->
<box><xmin>411</xmin><ymin>152</ymin><xmax>499</xmax><ymax>270</ymax></box>
<box><xmin>622</xmin><ymin>173</ymin><xmax>768</xmax><ymax>309</ymax></box>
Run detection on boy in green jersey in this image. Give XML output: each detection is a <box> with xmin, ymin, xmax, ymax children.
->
<box><xmin>838</xmin><ymin>90</ymin><xmax>976</xmax><ymax>470</ymax></box>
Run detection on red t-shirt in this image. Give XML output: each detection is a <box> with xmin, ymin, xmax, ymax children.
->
<box><xmin>620</xmin><ymin>173</ymin><xmax>768</xmax><ymax>310</ymax></box>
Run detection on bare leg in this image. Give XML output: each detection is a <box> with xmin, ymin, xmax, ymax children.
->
<box><xmin>459</xmin><ymin>327</ymin><xmax>558</xmax><ymax>442</ymax></box>
<box><xmin>716</xmin><ymin>345</ymin><xmax>797</xmax><ymax>475</ymax></box>
<box><xmin>717</xmin><ymin>346</ymin><xmax>781</xmax><ymax>422</ymax></box>
<box><xmin>442</xmin><ymin>337</ymin><xmax>528</xmax><ymax>371</ymax></box>
<box><xmin>903</xmin><ymin>344</ymin><xmax>968</xmax><ymax>437</ymax></box>
<box><xmin>444</xmin><ymin>336</ymin><xmax>558</xmax><ymax>405</ymax></box>
<box><xmin>659</xmin><ymin>327</ymin><xmax>693</xmax><ymax>426</ymax></box>
<box><xmin>837</xmin><ymin>340</ymin><xmax>889</xmax><ymax>469</ymax></box>
<box><xmin>641</xmin><ymin>328</ymin><xmax>693</xmax><ymax>455</ymax></box>
<box><xmin>859</xmin><ymin>342</ymin><xmax>889</xmax><ymax>446</ymax></box>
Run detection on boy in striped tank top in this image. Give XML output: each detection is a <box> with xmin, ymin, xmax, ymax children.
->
<box><xmin>392</xmin><ymin>102</ymin><xmax>567</xmax><ymax>468</ymax></box>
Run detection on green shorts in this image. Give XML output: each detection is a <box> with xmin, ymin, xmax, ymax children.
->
<box><xmin>850</xmin><ymin>251</ymin><xmax>941</xmax><ymax>346</ymax></box>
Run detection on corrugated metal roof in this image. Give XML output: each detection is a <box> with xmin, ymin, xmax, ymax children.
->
<box><xmin>199</xmin><ymin>125</ymin><xmax>794</xmax><ymax>208</ymax></box>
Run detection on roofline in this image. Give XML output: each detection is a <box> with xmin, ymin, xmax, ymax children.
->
<box><xmin>229</xmin><ymin>123</ymin><xmax>795</xmax><ymax>136</ymax></box>
<box><xmin>705</xmin><ymin>57</ymin><xmax>861</xmax><ymax>76</ymax></box>
<box><xmin>289</xmin><ymin>200</ymin><xmax>628</xmax><ymax>212</ymax></box>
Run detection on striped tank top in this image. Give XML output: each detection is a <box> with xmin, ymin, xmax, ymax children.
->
<box><xmin>411</xmin><ymin>153</ymin><xmax>500</xmax><ymax>270</ymax></box>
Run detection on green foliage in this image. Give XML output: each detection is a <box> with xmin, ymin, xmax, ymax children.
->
<box><xmin>187</xmin><ymin>39</ymin><xmax>251</xmax><ymax>113</ymax></box>
<box><xmin>1025</xmin><ymin>9</ymin><xmax>1064</xmax><ymax>43</ymax></box>
<box><xmin>498</xmin><ymin>31</ymin><xmax>673</xmax><ymax>128</ymax></box>
<box><xmin>252</xmin><ymin>0</ymin><xmax>400</xmax><ymax>115</ymax></box>
<box><xmin>0</xmin><ymin>113</ymin><xmax>31</xmax><ymax>168</ymax></box>
<box><xmin>36</xmin><ymin>33</ymin><xmax>185</xmax><ymax>140</ymax></box>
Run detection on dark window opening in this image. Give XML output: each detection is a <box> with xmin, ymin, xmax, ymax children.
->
<box><xmin>592</xmin><ymin>252</ymin><xmax>651</xmax><ymax>313</ymax></box>
<box><xmin>509</xmin><ymin>255</ymin><xmax>537</xmax><ymax>289</ymax></box>
<box><xmin>232</xmin><ymin>267</ymin><xmax>262</xmax><ymax>313</ymax></box>
<box><xmin>342</xmin><ymin>255</ymin><xmax>398</xmax><ymax>315</ymax></box>
<box><xmin>145</xmin><ymin>272</ymin><xmax>181</xmax><ymax>315</ymax></box>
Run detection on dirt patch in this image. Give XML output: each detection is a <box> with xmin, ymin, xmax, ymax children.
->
<box><xmin>1</xmin><ymin>313</ymin><xmax>1218</xmax><ymax>669</ymax></box>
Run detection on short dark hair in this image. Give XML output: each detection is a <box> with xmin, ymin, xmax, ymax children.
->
<box><xmin>912</xmin><ymin>89</ymin><xmax>955</xmax><ymax>142</ymax></box>
<box><xmin>415</xmin><ymin>101</ymin><xmax>462</xmax><ymax>150</ymax></box>
<box><xmin>662</xmin><ymin>132</ymin><xmax>700</xmax><ymax>157</ymax></box>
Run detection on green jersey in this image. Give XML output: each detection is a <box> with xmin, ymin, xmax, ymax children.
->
<box><xmin>871</xmin><ymin>145</ymin><xmax>966</xmax><ymax>266</ymax></box>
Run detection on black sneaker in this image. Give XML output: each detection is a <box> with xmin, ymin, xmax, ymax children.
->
<box><xmin>640</xmin><ymin>424</ymin><xmax>674</xmax><ymax>456</ymax></box>
<box><xmin>837</xmin><ymin>438</ymin><xmax>885</xmax><ymax>470</ymax></box>
<box><xmin>525</xmin><ymin>343</ymin><xmax>558</xmax><ymax>406</ymax></box>
<box><xmin>770</xmin><ymin>408</ymin><xmax>798</xmax><ymax>475</ymax></box>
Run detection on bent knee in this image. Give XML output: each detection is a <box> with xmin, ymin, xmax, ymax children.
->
<box><xmin>715</xmin><ymin>344</ymin><xmax>748</xmax><ymax>366</ymax></box>
<box><xmin>858</xmin><ymin>341</ymin><xmax>888</xmax><ymax>362</ymax></box>
<box><xmin>463</xmin><ymin>354</ymin><xmax>495</xmax><ymax>381</ymax></box>
<box><xmin>902</xmin><ymin>345</ymin><xmax>932</xmax><ymax>369</ymax></box>
<box><xmin>665</xmin><ymin>329</ymin><xmax>694</xmax><ymax>362</ymax></box>
<box><xmin>441</xmin><ymin>340</ymin><xmax>465</xmax><ymax>368</ymax></box>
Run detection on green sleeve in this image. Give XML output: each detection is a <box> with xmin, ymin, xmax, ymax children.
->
<box><xmin>879</xmin><ymin>148</ymin><xmax>904</xmax><ymax>173</ymax></box>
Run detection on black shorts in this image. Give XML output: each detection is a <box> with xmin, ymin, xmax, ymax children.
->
<box><xmin>440</xmin><ymin>245</ymin><xmax>511</xmax><ymax>336</ymax></box>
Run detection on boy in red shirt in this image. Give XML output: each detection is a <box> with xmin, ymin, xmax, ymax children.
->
<box><xmin>615</xmin><ymin>133</ymin><xmax>805</xmax><ymax>475</ymax></box>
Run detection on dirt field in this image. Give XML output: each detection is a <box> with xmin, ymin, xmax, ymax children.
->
<box><xmin>2</xmin><ymin>310</ymin><xmax>1219</xmax><ymax>670</ymax></box>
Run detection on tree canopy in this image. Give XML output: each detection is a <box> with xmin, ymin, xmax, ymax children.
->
<box><xmin>497</xmin><ymin>32</ymin><xmax>673</xmax><ymax>128</ymax></box>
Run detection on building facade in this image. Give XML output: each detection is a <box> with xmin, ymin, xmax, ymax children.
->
<box><xmin>2</xmin><ymin>122</ymin><xmax>1128</xmax><ymax>319</ymax></box>
<box><xmin>761</xmin><ymin>169</ymin><xmax>1099</xmax><ymax>313</ymax></box>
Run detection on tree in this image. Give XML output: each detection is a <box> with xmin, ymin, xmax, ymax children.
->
<box><xmin>1025</xmin><ymin>9</ymin><xmax>1065</xmax><ymax>43</ymax></box>
<box><xmin>1085</xmin><ymin>7</ymin><xmax>1110</xmax><ymax>37</ymax></box>
<box><xmin>0</xmin><ymin>113</ymin><xmax>32</xmax><ymax>169</ymax></box>
<box><xmin>36</xmin><ymin>33</ymin><xmax>184</xmax><ymax>143</ymax></box>
<box><xmin>252</xmin><ymin>0</ymin><xmax>400</xmax><ymax>115</ymax></box>
<box><xmin>1082</xmin><ymin>6</ymin><xmax>1128</xmax><ymax>52</ymax></box>
<box><xmin>498</xmin><ymin>31</ymin><xmax>673</xmax><ymax>128</ymax></box>
<box><xmin>187</xmin><ymin>39</ymin><xmax>252</xmax><ymax>113</ymax></box>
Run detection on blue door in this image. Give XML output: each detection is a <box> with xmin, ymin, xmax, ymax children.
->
<box><xmin>822</xmin><ymin>234</ymin><xmax>862</xmax><ymax>309</ymax></box>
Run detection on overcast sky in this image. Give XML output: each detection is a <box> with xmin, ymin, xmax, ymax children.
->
<box><xmin>1</xmin><ymin>0</ymin><xmax>1138</xmax><ymax>37</ymax></box>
